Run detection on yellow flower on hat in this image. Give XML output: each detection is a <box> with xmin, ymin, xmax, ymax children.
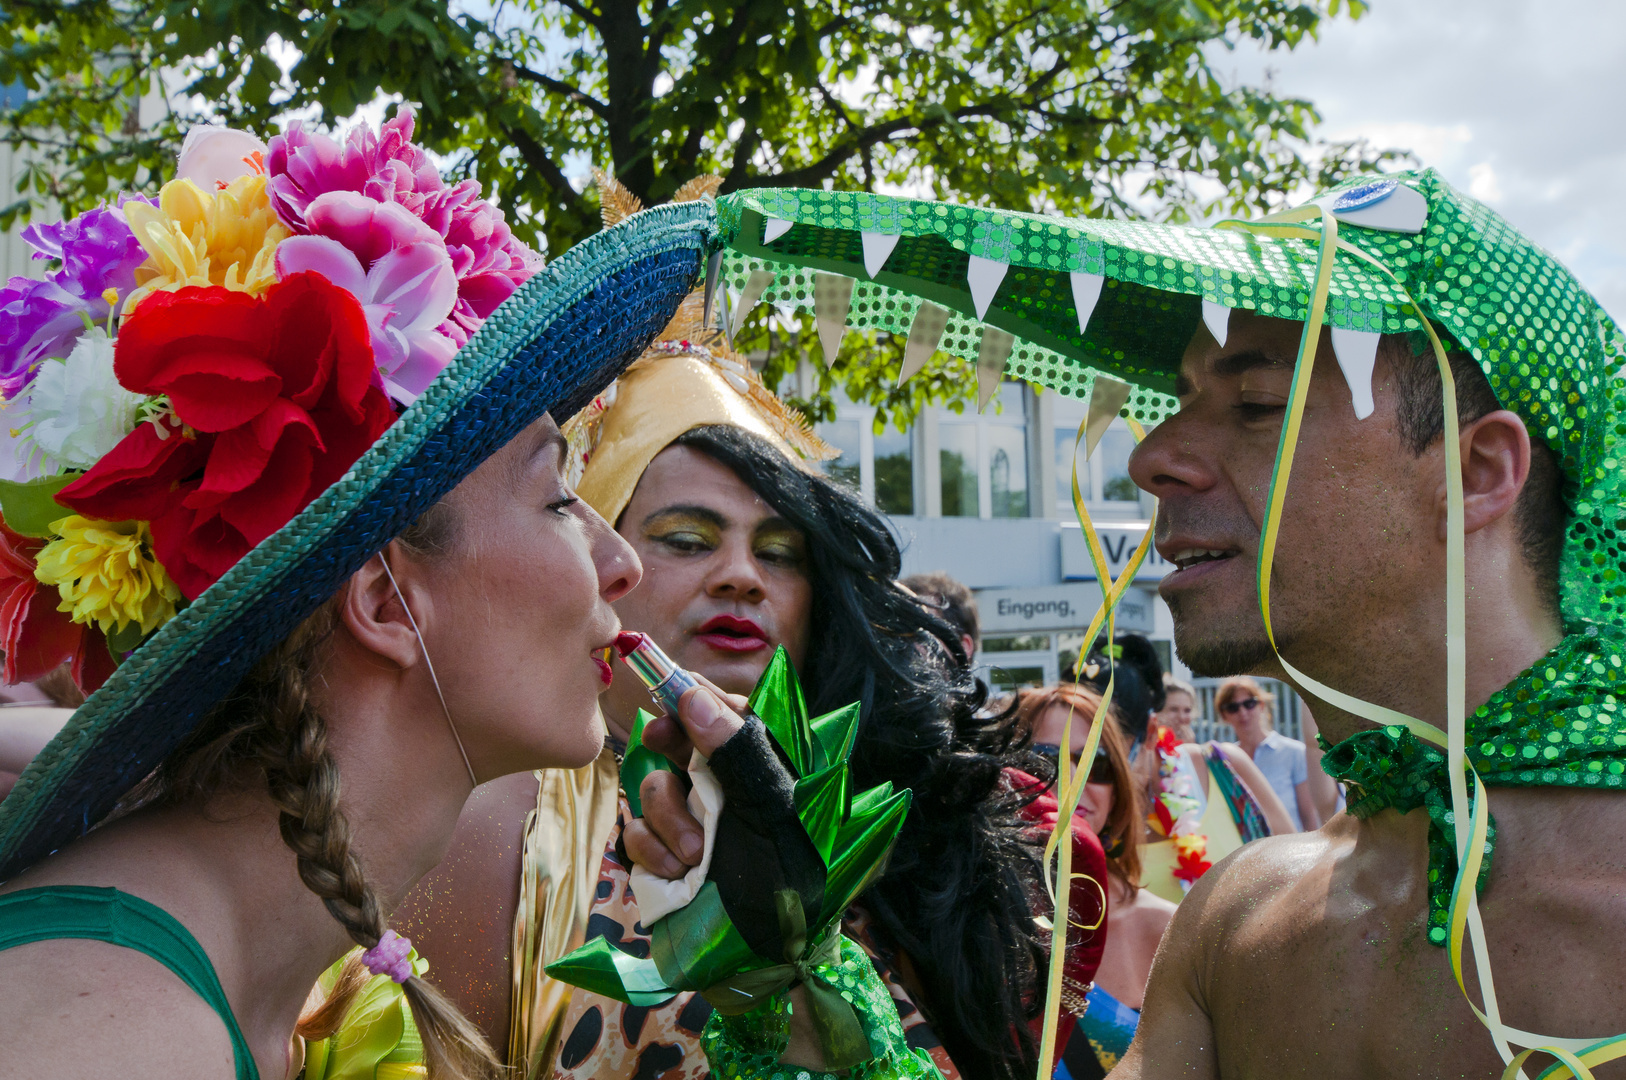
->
<box><xmin>34</xmin><ymin>516</ymin><xmax>184</xmax><ymax>638</ymax></box>
<box><xmin>122</xmin><ymin>173</ymin><xmax>289</xmax><ymax>313</ymax></box>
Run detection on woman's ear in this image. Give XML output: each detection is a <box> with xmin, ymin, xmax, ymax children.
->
<box><xmin>1450</xmin><ymin>409</ymin><xmax>1532</xmax><ymax>540</ymax></box>
<box><xmin>335</xmin><ymin>546</ymin><xmax>427</xmax><ymax>672</ymax></box>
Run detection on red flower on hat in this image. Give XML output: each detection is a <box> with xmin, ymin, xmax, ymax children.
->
<box><xmin>58</xmin><ymin>273</ymin><xmax>396</xmax><ymax>599</ymax></box>
<box><xmin>0</xmin><ymin>522</ymin><xmax>115</xmax><ymax>692</ymax></box>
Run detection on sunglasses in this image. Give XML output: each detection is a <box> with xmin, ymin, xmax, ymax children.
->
<box><xmin>1220</xmin><ymin>697</ymin><xmax>1261</xmax><ymax>716</ymax></box>
<box><xmin>1033</xmin><ymin>742</ymin><xmax>1115</xmax><ymax>785</ymax></box>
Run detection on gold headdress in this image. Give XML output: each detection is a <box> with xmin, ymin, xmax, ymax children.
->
<box><xmin>565</xmin><ymin>171</ymin><xmax>836</xmax><ymax>525</ymax></box>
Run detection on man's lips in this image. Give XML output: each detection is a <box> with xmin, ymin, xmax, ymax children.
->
<box><xmin>694</xmin><ymin>613</ymin><xmax>770</xmax><ymax>653</ymax></box>
<box><xmin>1156</xmin><ymin>538</ymin><xmax>1244</xmax><ymax>592</ymax></box>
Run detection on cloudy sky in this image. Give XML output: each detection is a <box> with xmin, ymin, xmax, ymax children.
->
<box><xmin>1219</xmin><ymin>0</ymin><xmax>1626</xmax><ymax>320</ymax></box>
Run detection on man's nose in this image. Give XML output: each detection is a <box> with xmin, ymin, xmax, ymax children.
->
<box><xmin>1128</xmin><ymin>409</ymin><xmax>1221</xmax><ymax>499</ymax></box>
<box><xmin>705</xmin><ymin>537</ymin><xmax>767</xmax><ymax>601</ymax></box>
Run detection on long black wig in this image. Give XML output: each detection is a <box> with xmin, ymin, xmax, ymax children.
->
<box><xmin>670</xmin><ymin>425</ymin><xmax>1048</xmax><ymax>1080</ymax></box>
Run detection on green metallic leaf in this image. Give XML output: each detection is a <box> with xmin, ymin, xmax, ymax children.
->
<box><xmin>0</xmin><ymin>474</ymin><xmax>75</xmax><ymax>538</ymax></box>
<box><xmin>808</xmin><ymin>701</ymin><xmax>861</xmax><ymax>774</ymax></box>
<box><xmin>748</xmin><ymin>646</ymin><xmax>812</xmax><ymax>777</ymax></box>
<box><xmin>619</xmin><ymin>708</ymin><xmax>675</xmax><ymax>819</ymax></box>
<box><xmin>543</xmin><ymin>936</ymin><xmax>676</xmax><ymax>1007</ymax></box>
<box><xmin>819</xmin><ymin>786</ymin><xmax>912</xmax><ymax>927</ymax></box>
<box><xmin>792</xmin><ymin>760</ymin><xmax>849</xmax><ymax>864</ymax></box>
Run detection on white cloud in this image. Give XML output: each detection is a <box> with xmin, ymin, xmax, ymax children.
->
<box><xmin>1220</xmin><ymin>0</ymin><xmax>1626</xmax><ymax>321</ymax></box>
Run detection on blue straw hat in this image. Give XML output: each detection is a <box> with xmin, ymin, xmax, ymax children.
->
<box><xmin>0</xmin><ymin>200</ymin><xmax>715</xmax><ymax>880</ymax></box>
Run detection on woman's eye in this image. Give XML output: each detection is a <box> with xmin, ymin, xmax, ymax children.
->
<box><xmin>547</xmin><ymin>496</ymin><xmax>579</xmax><ymax>516</ymax></box>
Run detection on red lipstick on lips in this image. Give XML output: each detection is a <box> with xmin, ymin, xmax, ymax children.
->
<box><xmin>592</xmin><ymin>648</ymin><xmax>614</xmax><ymax>687</ymax></box>
<box><xmin>694</xmin><ymin>614</ymin><xmax>769</xmax><ymax>653</ymax></box>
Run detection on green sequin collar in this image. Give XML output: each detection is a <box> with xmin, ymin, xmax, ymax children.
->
<box><xmin>1321</xmin><ymin>624</ymin><xmax>1626</xmax><ymax>945</ymax></box>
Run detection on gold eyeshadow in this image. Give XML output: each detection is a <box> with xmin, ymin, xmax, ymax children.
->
<box><xmin>752</xmin><ymin>526</ymin><xmax>807</xmax><ymax>568</ymax></box>
<box><xmin>642</xmin><ymin>511</ymin><xmax>722</xmax><ymax>550</ymax></box>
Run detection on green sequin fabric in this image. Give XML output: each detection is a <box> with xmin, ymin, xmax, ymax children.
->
<box><xmin>702</xmin><ymin>935</ymin><xmax>943</xmax><ymax>1080</ymax></box>
<box><xmin>1322</xmin><ymin>623</ymin><xmax>1626</xmax><ymax>944</ymax></box>
<box><xmin>716</xmin><ymin>170</ymin><xmax>1626</xmax><ymax>629</ymax></box>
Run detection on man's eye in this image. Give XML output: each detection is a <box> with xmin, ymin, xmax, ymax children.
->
<box><xmin>755</xmin><ymin>544</ymin><xmax>802</xmax><ymax>567</ymax></box>
<box><xmin>656</xmin><ymin>531</ymin><xmax>714</xmax><ymax>553</ymax></box>
<box><xmin>1234</xmin><ymin>401</ymin><xmax>1285</xmax><ymax>420</ymax></box>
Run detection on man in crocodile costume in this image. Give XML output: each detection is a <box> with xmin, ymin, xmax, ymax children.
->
<box><xmin>704</xmin><ymin>170</ymin><xmax>1626</xmax><ymax>1078</ymax></box>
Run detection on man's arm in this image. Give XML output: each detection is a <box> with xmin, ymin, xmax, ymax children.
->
<box><xmin>1108</xmin><ymin>873</ymin><xmax>1222</xmax><ymax>1079</ymax></box>
<box><xmin>1294</xmin><ymin>780</ymin><xmax>1322</xmax><ymax>831</ymax></box>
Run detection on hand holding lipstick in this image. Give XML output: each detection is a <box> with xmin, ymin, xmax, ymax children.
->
<box><xmin>621</xmin><ymin>679</ymin><xmax>748</xmax><ymax>879</ymax></box>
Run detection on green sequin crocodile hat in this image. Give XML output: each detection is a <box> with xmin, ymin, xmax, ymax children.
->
<box><xmin>711</xmin><ymin>169</ymin><xmax>1626</xmax><ymax>630</ymax></box>
<box><xmin>0</xmin><ymin>202</ymin><xmax>714</xmax><ymax>881</ymax></box>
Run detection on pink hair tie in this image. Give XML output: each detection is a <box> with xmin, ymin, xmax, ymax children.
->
<box><xmin>360</xmin><ymin>929</ymin><xmax>415</xmax><ymax>984</ymax></box>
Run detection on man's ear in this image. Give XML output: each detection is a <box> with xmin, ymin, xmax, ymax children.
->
<box><xmin>1450</xmin><ymin>409</ymin><xmax>1532</xmax><ymax>540</ymax></box>
<box><xmin>336</xmin><ymin>545</ymin><xmax>426</xmax><ymax>672</ymax></box>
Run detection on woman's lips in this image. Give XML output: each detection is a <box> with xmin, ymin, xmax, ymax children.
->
<box><xmin>592</xmin><ymin>653</ymin><xmax>614</xmax><ymax>686</ymax></box>
<box><xmin>694</xmin><ymin>614</ymin><xmax>770</xmax><ymax>653</ymax></box>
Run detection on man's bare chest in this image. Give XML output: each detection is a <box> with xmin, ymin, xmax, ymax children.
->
<box><xmin>1200</xmin><ymin>843</ymin><xmax>1626</xmax><ymax>1079</ymax></box>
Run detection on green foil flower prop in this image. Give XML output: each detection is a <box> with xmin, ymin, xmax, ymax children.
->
<box><xmin>545</xmin><ymin>647</ymin><xmax>911</xmax><ymax>1070</ymax></box>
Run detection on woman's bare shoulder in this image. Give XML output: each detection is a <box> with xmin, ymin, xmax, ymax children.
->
<box><xmin>0</xmin><ymin>936</ymin><xmax>238</xmax><ymax>1079</ymax></box>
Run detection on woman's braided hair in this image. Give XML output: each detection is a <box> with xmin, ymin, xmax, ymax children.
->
<box><xmin>124</xmin><ymin>504</ymin><xmax>499</xmax><ymax>1080</ymax></box>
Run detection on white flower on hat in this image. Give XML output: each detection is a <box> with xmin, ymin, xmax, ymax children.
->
<box><xmin>6</xmin><ymin>327</ymin><xmax>144</xmax><ymax>480</ymax></box>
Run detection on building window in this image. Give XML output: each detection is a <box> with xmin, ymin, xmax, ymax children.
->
<box><xmin>987</xmin><ymin>408</ymin><xmax>1028</xmax><ymax>519</ymax></box>
<box><xmin>1054</xmin><ymin>414</ymin><xmax>1140</xmax><ymax>513</ymax></box>
<box><xmin>816</xmin><ymin>418</ymin><xmax>862</xmax><ymax>491</ymax></box>
<box><xmin>874</xmin><ymin>426</ymin><xmax>913</xmax><ymax>515</ymax></box>
<box><xmin>939</xmin><ymin>419</ymin><xmax>979</xmax><ymax>518</ymax></box>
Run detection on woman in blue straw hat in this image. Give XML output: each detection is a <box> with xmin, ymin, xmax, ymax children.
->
<box><xmin>0</xmin><ymin>110</ymin><xmax>708</xmax><ymax>1080</ymax></box>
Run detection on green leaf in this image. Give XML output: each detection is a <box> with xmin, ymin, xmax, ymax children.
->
<box><xmin>0</xmin><ymin>474</ymin><xmax>76</xmax><ymax>538</ymax></box>
<box><xmin>619</xmin><ymin>708</ymin><xmax>675</xmax><ymax>819</ymax></box>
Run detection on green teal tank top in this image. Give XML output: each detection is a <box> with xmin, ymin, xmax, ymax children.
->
<box><xmin>0</xmin><ymin>885</ymin><xmax>259</xmax><ymax>1080</ymax></box>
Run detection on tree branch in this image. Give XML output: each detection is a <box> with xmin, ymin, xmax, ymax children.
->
<box><xmin>508</xmin><ymin>63</ymin><xmax>609</xmax><ymax>116</ymax></box>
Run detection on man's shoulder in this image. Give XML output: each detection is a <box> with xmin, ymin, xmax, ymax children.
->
<box><xmin>1179</xmin><ymin>823</ymin><xmax>1339</xmax><ymax>929</ymax></box>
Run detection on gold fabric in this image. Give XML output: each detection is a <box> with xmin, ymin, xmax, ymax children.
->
<box><xmin>576</xmin><ymin>354</ymin><xmax>813</xmax><ymax>525</ymax></box>
<box><xmin>508</xmin><ymin>748</ymin><xmax>622</xmax><ymax>1078</ymax></box>
<box><xmin>1139</xmin><ymin>768</ymin><xmax>1247</xmax><ymax>905</ymax></box>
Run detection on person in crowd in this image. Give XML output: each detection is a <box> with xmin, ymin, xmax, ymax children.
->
<box><xmin>1018</xmin><ymin>684</ymin><xmax>1173</xmax><ymax>1078</ymax></box>
<box><xmin>1114</xmin><ymin>174</ymin><xmax>1626</xmax><ymax>1076</ymax></box>
<box><xmin>902</xmin><ymin>571</ymin><xmax>980</xmax><ymax>661</ymax></box>
<box><xmin>1077</xmin><ymin>638</ymin><xmax>1291</xmax><ymax>901</ymax></box>
<box><xmin>1154</xmin><ymin>676</ymin><xmax>1198</xmax><ymax>743</ymax></box>
<box><xmin>345</xmin><ymin>175</ymin><xmax>1087</xmax><ymax>1080</ymax></box>
<box><xmin>1215</xmin><ymin>677</ymin><xmax>1321</xmax><ymax>832</ymax></box>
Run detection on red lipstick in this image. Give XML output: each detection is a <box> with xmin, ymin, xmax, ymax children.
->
<box><xmin>694</xmin><ymin>613</ymin><xmax>769</xmax><ymax>654</ymax></box>
<box><xmin>592</xmin><ymin>652</ymin><xmax>614</xmax><ymax>687</ymax></box>
<box><xmin>615</xmin><ymin>631</ymin><xmax>700</xmax><ymax>714</ymax></box>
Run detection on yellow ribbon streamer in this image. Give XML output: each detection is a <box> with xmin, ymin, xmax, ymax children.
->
<box><xmin>1034</xmin><ymin>408</ymin><xmax>1151</xmax><ymax>1076</ymax></box>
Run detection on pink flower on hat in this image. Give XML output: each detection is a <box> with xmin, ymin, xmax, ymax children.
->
<box><xmin>265</xmin><ymin>105</ymin><xmax>540</xmax><ymax>352</ymax></box>
<box><xmin>275</xmin><ymin>192</ymin><xmax>459</xmax><ymax>405</ymax></box>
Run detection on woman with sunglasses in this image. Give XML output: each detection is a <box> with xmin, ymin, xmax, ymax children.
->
<box><xmin>1018</xmin><ymin>683</ymin><xmax>1172</xmax><ymax>1078</ymax></box>
<box><xmin>1215</xmin><ymin>676</ymin><xmax>1323</xmax><ymax>832</ymax></box>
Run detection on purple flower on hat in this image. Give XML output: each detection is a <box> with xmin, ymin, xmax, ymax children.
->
<box><xmin>265</xmin><ymin>104</ymin><xmax>539</xmax><ymax>351</ymax></box>
<box><xmin>0</xmin><ymin>197</ymin><xmax>152</xmax><ymax>397</ymax></box>
<box><xmin>274</xmin><ymin>191</ymin><xmax>459</xmax><ymax>405</ymax></box>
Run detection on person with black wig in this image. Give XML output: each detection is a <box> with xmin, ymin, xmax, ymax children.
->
<box><xmin>328</xmin><ymin>246</ymin><xmax>1097</xmax><ymax>1080</ymax></box>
